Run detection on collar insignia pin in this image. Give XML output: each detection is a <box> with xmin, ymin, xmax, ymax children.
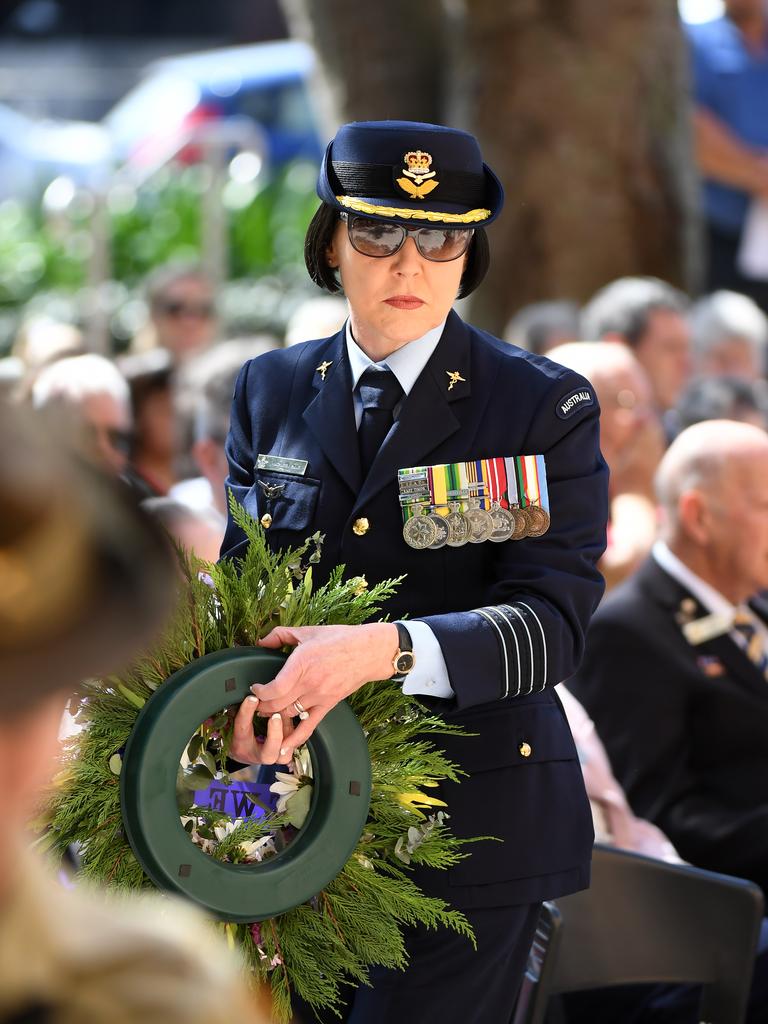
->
<box><xmin>316</xmin><ymin>360</ymin><xmax>333</xmax><ymax>382</ymax></box>
<box><xmin>446</xmin><ymin>370</ymin><xmax>466</xmax><ymax>391</ymax></box>
<box><xmin>676</xmin><ymin>597</ymin><xmax>698</xmax><ymax>624</ymax></box>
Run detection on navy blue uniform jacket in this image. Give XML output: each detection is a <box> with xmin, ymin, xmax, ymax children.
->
<box><xmin>221</xmin><ymin>309</ymin><xmax>608</xmax><ymax>909</ymax></box>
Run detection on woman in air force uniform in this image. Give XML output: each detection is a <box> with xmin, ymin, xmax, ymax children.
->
<box><xmin>222</xmin><ymin>120</ymin><xmax>608</xmax><ymax>1023</ymax></box>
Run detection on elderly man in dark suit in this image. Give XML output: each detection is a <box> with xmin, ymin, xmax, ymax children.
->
<box><xmin>570</xmin><ymin>418</ymin><xmax>768</xmax><ymax>895</ymax></box>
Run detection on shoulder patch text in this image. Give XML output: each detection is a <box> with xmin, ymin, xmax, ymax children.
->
<box><xmin>556</xmin><ymin>388</ymin><xmax>594</xmax><ymax>420</ymax></box>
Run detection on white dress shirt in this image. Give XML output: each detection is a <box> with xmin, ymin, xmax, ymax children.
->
<box><xmin>652</xmin><ymin>540</ymin><xmax>768</xmax><ymax>650</ymax></box>
<box><xmin>346</xmin><ymin>319</ymin><xmax>454</xmax><ymax>700</ymax></box>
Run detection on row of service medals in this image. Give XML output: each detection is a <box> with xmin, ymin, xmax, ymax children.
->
<box><xmin>398</xmin><ymin>456</ymin><xmax>551</xmax><ymax>551</ymax></box>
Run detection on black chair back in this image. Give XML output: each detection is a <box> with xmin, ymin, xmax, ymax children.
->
<box><xmin>513</xmin><ymin>844</ymin><xmax>764</xmax><ymax>1024</ymax></box>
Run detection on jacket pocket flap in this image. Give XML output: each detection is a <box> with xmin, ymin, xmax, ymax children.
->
<box><xmin>435</xmin><ymin>702</ymin><xmax>578</xmax><ymax>774</ymax></box>
<box><xmin>245</xmin><ymin>472</ymin><xmax>321</xmax><ymax>533</ymax></box>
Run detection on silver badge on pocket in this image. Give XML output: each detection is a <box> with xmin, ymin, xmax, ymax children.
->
<box><xmin>256</xmin><ymin>454</ymin><xmax>308</xmax><ymax>476</ymax></box>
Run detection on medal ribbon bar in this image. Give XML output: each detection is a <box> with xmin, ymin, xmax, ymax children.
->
<box><xmin>397</xmin><ymin>456</ymin><xmax>550</xmax><ymax>521</ymax></box>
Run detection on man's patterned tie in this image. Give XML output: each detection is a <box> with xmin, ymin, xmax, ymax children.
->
<box><xmin>732</xmin><ymin>607</ymin><xmax>768</xmax><ymax>677</ymax></box>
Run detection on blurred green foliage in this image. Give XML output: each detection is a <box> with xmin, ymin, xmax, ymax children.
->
<box><xmin>0</xmin><ymin>160</ymin><xmax>323</xmax><ymax>355</ymax></box>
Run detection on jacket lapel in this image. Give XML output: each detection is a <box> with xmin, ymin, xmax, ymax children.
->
<box><xmin>351</xmin><ymin>310</ymin><xmax>472</xmax><ymax>515</ymax></box>
<box><xmin>302</xmin><ymin>330</ymin><xmax>362</xmax><ymax>496</ymax></box>
<box><xmin>639</xmin><ymin>558</ymin><xmax>768</xmax><ymax>696</ymax></box>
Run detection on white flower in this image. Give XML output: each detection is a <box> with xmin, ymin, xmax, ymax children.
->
<box><xmin>213</xmin><ymin>819</ymin><xmax>242</xmax><ymax>843</ymax></box>
<box><xmin>269</xmin><ymin>745</ymin><xmax>313</xmax><ymax>812</ymax></box>
<box><xmin>294</xmin><ymin>745</ymin><xmax>313</xmax><ymax>780</ymax></box>
<box><xmin>239</xmin><ymin>835</ymin><xmax>276</xmax><ymax>862</ymax></box>
<box><xmin>270</xmin><ymin>771</ymin><xmax>300</xmax><ymax>813</ymax></box>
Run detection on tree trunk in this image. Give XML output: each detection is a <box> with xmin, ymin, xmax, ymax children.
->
<box><xmin>462</xmin><ymin>0</ymin><xmax>697</xmax><ymax>333</ymax></box>
<box><xmin>282</xmin><ymin>0</ymin><xmax>445</xmax><ymax>124</ymax></box>
<box><xmin>282</xmin><ymin>0</ymin><xmax>698</xmax><ymax>336</ymax></box>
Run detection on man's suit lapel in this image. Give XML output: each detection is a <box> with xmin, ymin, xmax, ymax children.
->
<box><xmin>640</xmin><ymin>557</ymin><xmax>768</xmax><ymax>697</ymax></box>
<box><xmin>351</xmin><ymin>310</ymin><xmax>472</xmax><ymax>515</ymax></box>
<box><xmin>302</xmin><ymin>330</ymin><xmax>362</xmax><ymax>496</ymax></box>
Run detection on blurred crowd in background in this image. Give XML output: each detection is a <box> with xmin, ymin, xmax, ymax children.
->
<box><xmin>0</xmin><ymin>1</ymin><xmax>765</xmax><ymax>595</ymax></box>
<box><xmin>1</xmin><ymin>0</ymin><xmax>767</xmax><ymax>818</ymax></box>
<box><xmin>3</xmin><ymin>264</ymin><xmax>767</xmax><ymax>594</ymax></box>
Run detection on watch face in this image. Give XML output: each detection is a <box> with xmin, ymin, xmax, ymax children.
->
<box><xmin>395</xmin><ymin>651</ymin><xmax>415</xmax><ymax>674</ymax></box>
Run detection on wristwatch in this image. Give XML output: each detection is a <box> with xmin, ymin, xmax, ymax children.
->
<box><xmin>390</xmin><ymin>622</ymin><xmax>415</xmax><ymax>683</ymax></box>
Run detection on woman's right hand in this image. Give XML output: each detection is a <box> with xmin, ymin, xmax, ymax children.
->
<box><xmin>230</xmin><ymin>698</ymin><xmax>295</xmax><ymax>765</ymax></box>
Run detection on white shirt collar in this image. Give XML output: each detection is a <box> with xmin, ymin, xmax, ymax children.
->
<box><xmin>652</xmin><ymin>540</ymin><xmax>737</xmax><ymax>619</ymax></box>
<box><xmin>345</xmin><ymin>319</ymin><xmax>447</xmax><ymax>395</ymax></box>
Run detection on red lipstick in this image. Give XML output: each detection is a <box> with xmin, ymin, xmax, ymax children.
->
<box><xmin>384</xmin><ymin>295</ymin><xmax>424</xmax><ymax>310</ymax></box>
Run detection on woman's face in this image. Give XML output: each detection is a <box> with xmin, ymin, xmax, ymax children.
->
<box><xmin>326</xmin><ymin>220</ymin><xmax>467</xmax><ymax>354</ymax></box>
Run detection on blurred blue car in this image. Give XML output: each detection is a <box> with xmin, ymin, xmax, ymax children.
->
<box><xmin>0</xmin><ymin>102</ymin><xmax>111</xmax><ymax>201</ymax></box>
<box><xmin>104</xmin><ymin>40</ymin><xmax>324</xmax><ymax>174</ymax></box>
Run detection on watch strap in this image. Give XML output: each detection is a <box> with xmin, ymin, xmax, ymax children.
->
<box><xmin>394</xmin><ymin>621</ymin><xmax>413</xmax><ymax>653</ymax></box>
<box><xmin>390</xmin><ymin>622</ymin><xmax>414</xmax><ymax>682</ymax></box>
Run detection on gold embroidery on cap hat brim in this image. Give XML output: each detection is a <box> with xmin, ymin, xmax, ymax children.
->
<box><xmin>336</xmin><ymin>195</ymin><xmax>491</xmax><ymax>224</ymax></box>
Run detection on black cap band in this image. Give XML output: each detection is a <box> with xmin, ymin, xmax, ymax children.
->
<box><xmin>331</xmin><ymin>160</ymin><xmax>487</xmax><ymax>208</ymax></box>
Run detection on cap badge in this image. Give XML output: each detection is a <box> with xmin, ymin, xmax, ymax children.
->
<box><xmin>396</xmin><ymin>150</ymin><xmax>439</xmax><ymax>200</ymax></box>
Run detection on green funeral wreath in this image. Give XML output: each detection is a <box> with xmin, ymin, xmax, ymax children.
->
<box><xmin>44</xmin><ymin>499</ymin><xmax>477</xmax><ymax>1021</ymax></box>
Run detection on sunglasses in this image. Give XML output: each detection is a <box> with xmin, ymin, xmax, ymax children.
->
<box><xmin>156</xmin><ymin>300</ymin><xmax>215</xmax><ymax>320</ymax></box>
<box><xmin>340</xmin><ymin>212</ymin><xmax>474</xmax><ymax>262</ymax></box>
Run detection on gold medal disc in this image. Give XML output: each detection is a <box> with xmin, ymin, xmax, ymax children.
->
<box><xmin>510</xmin><ymin>505</ymin><xmax>528</xmax><ymax>540</ymax></box>
<box><xmin>427</xmin><ymin>513</ymin><xmax>450</xmax><ymax>550</ymax></box>
<box><xmin>465</xmin><ymin>504</ymin><xmax>494</xmax><ymax>543</ymax></box>
<box><xmin>403</xmin><ymin>513</ymin><xmax>439</xmax><ymax>550</ymax></box>
<box><xmin>488</xmin><ymin>503</ymin><xmax>515</xmax><ymax>543</ymax></box>
<box><xmin>524</xmin><ymin>504</ymin><xmax>551</xmax><ymax>538</ymax></box>
<box><xmin>445</xmin><ymin>507</ymin><xmax>470</xmax><ymax>547</ymax></box>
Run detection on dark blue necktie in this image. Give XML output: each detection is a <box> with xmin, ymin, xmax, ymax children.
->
<box><xmin>357</xmin><ymin>367</ymin><xmax>403</xmax><ymax>477</ymax></box>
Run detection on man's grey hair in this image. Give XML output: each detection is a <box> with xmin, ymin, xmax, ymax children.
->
<box><xmin>32</xmin><ymin>354</ymin><xmax>130</xmax><ymax>413</ymax></box>
<box><xmin>688</xmin><ymin>290</ymin><xmax>768</xmax><ymax>357</ymax></box>
<box><xmin>654</xmin><ymin>419</ymin><xmax>768</xmax><ymax>533</ymax></box>
<box><xmin>504</xmin><ymin>301</ymin><xmax>580</xmax><ymax>356</ymax></box>
<box><xmin>581</xmin><ymin>277</ymin><xmax>689</xmax><ymax>347</ymax></box>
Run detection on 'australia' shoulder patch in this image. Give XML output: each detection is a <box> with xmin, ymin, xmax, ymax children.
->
<box><xmin>555</xmin><ymin>387</ymin><xmax>594</xmax><ymax>420</ymax></box>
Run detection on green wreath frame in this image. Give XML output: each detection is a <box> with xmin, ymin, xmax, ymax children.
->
<box><xmin>45</xmin><ymin>501</ymin><xmax>477</xmax><ymax>1021</ymax></box>
<box><xmin>121</xmin><ymin>646</ymin><xmax>372</xmax><ymax>921</ymax></box>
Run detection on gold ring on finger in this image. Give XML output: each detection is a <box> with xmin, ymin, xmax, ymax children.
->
<box><xmin>293</xmin><ymin>699</ymin><xmax>310</xmax><ymax>720</ymax></box>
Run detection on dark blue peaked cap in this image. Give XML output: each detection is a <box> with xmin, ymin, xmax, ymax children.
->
<box><xmin>317</xmin><ymin>120</ymin><xmax>504</xmax><ymax>228</ymax></box>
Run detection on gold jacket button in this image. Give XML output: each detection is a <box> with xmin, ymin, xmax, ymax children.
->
<box><xmin>260</xmin><ymin>513</ymin><xmax>273</xmax><ymax>529</ymax></box>
<box><xmin>353</xmin><ymin>517</ymin><xmax>370</xmax><ymax>536</ymax></box>
<box><xmin>519</xmin><ymin>741</ymin><xmax>532</xmax><ymax>758</ymax></box>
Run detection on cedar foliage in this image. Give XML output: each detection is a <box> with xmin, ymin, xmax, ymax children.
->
<box><xmin>44</xmin><ymin>499</ymin><xmax>477</xmax><ymax>1021</ymax></box>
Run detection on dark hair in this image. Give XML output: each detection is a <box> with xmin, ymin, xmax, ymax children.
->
<box><xmin>675</xmin><ymin>375</ymin><xmax>768</xmax><ymax>433</ymax></box>
<box><xmin>304</xmin><ymin>203</ymin><xmax>490</xmax><ymax>299</ymax></box>
<box><xmin>117</xmin><ymin>348</ymin><xmax>174</xmax><ymax>410</ymax></box>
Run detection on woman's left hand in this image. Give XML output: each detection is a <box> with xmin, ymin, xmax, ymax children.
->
<box><xmin>249</xmin><ymin>622</ymin><xmax>399</xmax><ymax>758</ymax></box>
